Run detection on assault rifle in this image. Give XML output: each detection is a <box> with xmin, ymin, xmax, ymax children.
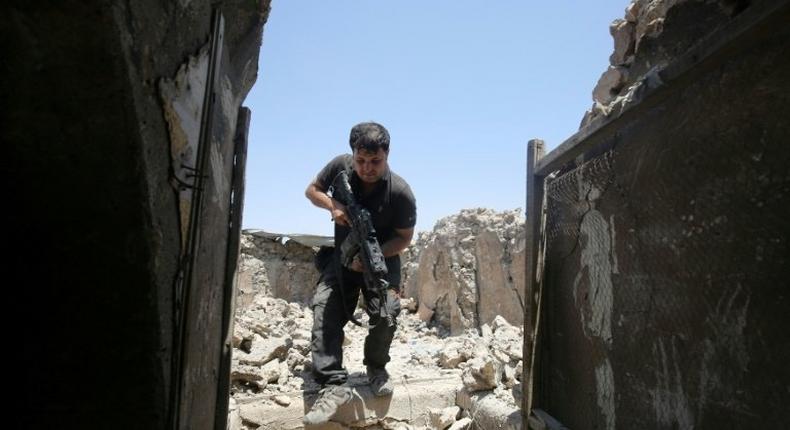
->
<box><xmin>330</xmin><ymin>170</ymin><xmax>395</xmax><ymax>328</ymax></box>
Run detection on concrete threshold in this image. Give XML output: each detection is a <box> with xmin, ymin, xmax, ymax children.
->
<box><xmin>236</xmin><ymin>373</ymin><xmax>462</xmax><ymax>429</ymax></box>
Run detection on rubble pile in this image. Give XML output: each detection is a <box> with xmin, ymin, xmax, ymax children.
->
<box><xmin>230</xmin><ymin>208</ymin><xmax>526</xmax><ymax>429</ymax></box>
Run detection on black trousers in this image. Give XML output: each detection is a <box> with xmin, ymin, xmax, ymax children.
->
<box><xmin>310</xmin><ymin>262</ymin><xmax>401</xmax><ymax>386</ymax></box>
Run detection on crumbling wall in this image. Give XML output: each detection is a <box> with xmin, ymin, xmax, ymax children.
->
<box><xmin>239</xmin><ymin>208</ymin><xmax>527</xmax><ymax>337</ymax></box>
<box><xmin>237</xmin><ymin>232</ymin><xmax>322</xmax><ymax>311</ymax></box>
<box><xmin>404</xmin><ymin>208</ymin><xmax>526</xmax><ymax>335</ymax></box>
<box><xmin>581</xmin><ymin>0</ymin><xmax>744</xmax><ymax>128</ymax></box>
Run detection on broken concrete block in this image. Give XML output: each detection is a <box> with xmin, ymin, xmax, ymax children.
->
<box><xmin>461</xmin><ymin>356</ymin><xmax>502</xmax><ymax>392</ymax></box>
<box><xmin>237</xmin><ymin>333</ymin><xmax>292</xmax><ymax>366</ymax></box>
<box><xmin>277</xmin><ymin>360</ymin><xmax>290</xmax><ymax>386</ymax></box>
<box><xmin>448</xmin><ymin>417</ymin><xmax>472</xmax><ymax>430</ymax></box>
<box><xmin>593</xmin><ymin>66</ymin><xmax>629</xmax><ymax>105</ymax></box>
<box><xmin>256</xmin><ymin>359</ymin><xmax>280</xmax><ymax>384</ymax></box>
<box><xmin>417</xmin><ymin>301</ymin><xmax>435</xmax><ymax>322</ymax></box>
<box><xmin>625</xmin><ymin>1</ymin><xmax>639</xmax><ymax>22</ymax></box>
<box><xmin>428</xmin><ymin>406</ymin><xmax>460</xmax><ymax>430</ymax></box>
<box><xmin>502</xmin><ymin>363</ymin><xmax>517</xmax><ymax>389</ymax></box>
<box><xmin>231</xmin><ymin>324</ymin><xmax>253</xmax><ymax>349</ymax></box>
<box><xmin>456</xmin><ymin>389</ymin><xmax>522</xmax><ymax>430</ymax></box>
<box><xmin>439</xmin><ymin>339</ymin><xmax>471</xmax><ymax>369</ymax></box>
<box><xmin>609</xmin><ymin>19</ymin><xmax>636</xmax><ymax>66</ymax></box>
<box><xmin>273</xmin><ymin>395</ymin><xmax>291</xmax><ymax>407</ymax></box>
<box><xmin>491</xmin><ymin>316</ymin><xmax>523</xmax><ymax>362</ymax></box>
<box><xmin>230</xmin><ymin>364</ymin><xmax>265</xmax><ymax>385</ymax></box>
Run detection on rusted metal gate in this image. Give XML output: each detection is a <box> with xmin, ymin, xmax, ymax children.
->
<box><xmin>167</xmin><ymin>9</ymin><xmax>251</xmax><ymax>430</ymax></box>
<box><xmin>523</xmin><ymin>2</ymin><xmax>790</xmax><ymax>428</ymax></box>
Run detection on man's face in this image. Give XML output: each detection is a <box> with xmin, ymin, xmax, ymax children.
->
<box><xmin>353</xmin><ymin>148</ymin><xmax>388</xmax><ymax>184</ymax></box>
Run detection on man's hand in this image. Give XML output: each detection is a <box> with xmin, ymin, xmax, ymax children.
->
<box><xmin>305</xmin><ymin>180</ymin><xmax>353</xmax><ymax>227</ymax></box>
<box><xmin>349</xmin><ymin>255</ymin><xmax>363</xmax><ymax>272</ymax></box>
<box><xmin>330</xmin><ymin>199</ymin><xmax>350</xmax><ymax>226</ymax></box>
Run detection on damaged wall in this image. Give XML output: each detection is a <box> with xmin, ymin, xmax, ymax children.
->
<box><xmin>582</xmin><ymin>0</ymin><xmax>750</xmax><ymax>128</ymax></box>
<box><xmin>3</xmin><ymin>1</ymin><xmax>270</xmax><ymax>428</ymax></box>
<box><xmin>236</xmin><ymin>207</ymin><xmax>526</xmax><ymax>338</ymax></box>
<box><xmin>236</xmin><ymin>231</ymin><xmax>327</xmax><ymax>311</ymax></box>
<box><xmin>536</xmin><ymin>0</ymin><xmax>789</xmax><ymax>428</ymax></box>
<box><xmin>404</xmin><ymin>208</ymin><xmax>526</xmax><ymax>335</ymax></box>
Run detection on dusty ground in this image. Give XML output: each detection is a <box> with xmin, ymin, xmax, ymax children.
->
<box><xmin>230</xmin><ymin>295</ymin><xmax>523</xmax><ymax>429</ymax></box>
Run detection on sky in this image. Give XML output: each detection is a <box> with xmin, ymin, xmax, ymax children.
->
<box><xmin>242</xmin><ymin>1</ymin><xmax>629</xmax><ymax>236</ymax></box>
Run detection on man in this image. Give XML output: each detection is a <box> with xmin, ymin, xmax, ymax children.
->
<box><xmin>303</xmin><ymin>122</ymin><xmax>416</xmax><ymax>425</ymax></box>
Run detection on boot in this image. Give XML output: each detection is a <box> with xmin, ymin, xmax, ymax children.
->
<box><xmin>366</xmin><ymin>365</ymin><xmax>393</xmax><ymax>397</ymax></box>
<box><xmin>303</xmin><ymin>384</ymin><xmax>353</xmax><ymax>425</ymax></box>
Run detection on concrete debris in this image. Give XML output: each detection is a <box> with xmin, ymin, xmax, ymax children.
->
<box><xmin>583</xmin><ymin>0</ymin><xmax>735</xmax><ymax>128</ymax></box>
<box><xmin>428</xmin><ymin>406</ymin><xmax>460</xmax><ymax>430</ymax></box>
<box><xmin>438</xmin><ymin>338</ymin><xmax>474</xmax><ymax>369</ymax></box>
<box><xmin>632</xmin><ymin>0</ymin><xmax>685</xmax><ymax>51</ymax></box>
<box><xmin>257</xmin><ymin>359</ymin><xmax>282</xmax><ymax>384</ymax></box>
<box><xmin>404</xmin><ymin>208</ymin><xmax>525</xmax><ymax>335</ymax></box>
<box><xmin>491</xmin><ymin>315</ymin><xmax>524</xmax><ymax>362</ymax></box>
<box><xmin>273</xmin><ymin>395</ymin><xmax>292</xmax><ymax>407</ymax></box>
<box><xmin>457</xmin><ymin>388</ymin><xmax>523</xmax><ymax>430</ymax></box>
<box><xmin>609</xmin><ymin>19</ymin><xmax>636</xmax><ymax>66</ymax></box>
<box><xmin>232</xmin><ymin>209</ymin><xmax>526</xmax><ymax>428</ymax></box>
<box><xmin>231</xmin><ymin>364</ymin><xmax>266</xmax><ymax>387</ymax></box>
<box><xmin>461</xmin><ymin>355</ymin><xmax>502</xmax><ymax>392</ymax></box>
<box><xmin>447</xmin><ymin>417</ymin><xmax>473</xmax><ymax>430</ymax></box>
<box><xmin>593</xmin><ymin>66</ymin><xmax>629</xmax><ymax>105</ymax></box>
<box><xmin>624</xmin><ymin>1</ymin><xmax>640</xmax><ymax>22</ymax></box>
<box><xmin>236</xmin><ymin>333</ymin><xmax>293</xmax><ymax>367</ymax></box>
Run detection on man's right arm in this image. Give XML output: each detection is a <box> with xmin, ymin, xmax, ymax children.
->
<box><xmin>305</xmin><ymin>180</ymin><xmax>350</xmax><ymax>226</ymax></box>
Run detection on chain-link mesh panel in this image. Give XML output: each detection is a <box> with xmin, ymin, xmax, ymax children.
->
<box><xmin>537</xmin><ymin>31</ymin><xmax>790</xmax><ymax>429</ymax></box>
<box><xmin>545</xmin><ymin>150</ymin><xmax>617</xmax><ymax>251</ymax></box>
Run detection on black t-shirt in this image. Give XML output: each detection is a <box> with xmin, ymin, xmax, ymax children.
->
<box><xmin>314</xmin><ymin>154</ymin><xmax>417</xmax><ymax>285</ymax></box>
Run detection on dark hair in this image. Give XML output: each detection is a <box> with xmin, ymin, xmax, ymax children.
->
<box><xmin>349</xmin><ymin>122</ymin><xmax>390</xmax><ymax>153</ymax></box>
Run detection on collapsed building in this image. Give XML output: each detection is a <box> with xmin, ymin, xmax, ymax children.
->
<box><xmin>230</xmin><ymin>209</ymin><xmax>526</xmax><ymax>429</ymax></box>
<box><xmin>5</xmin><ymin>0</ymin><xmax>788</xmax><ymax>429</ymax></box>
